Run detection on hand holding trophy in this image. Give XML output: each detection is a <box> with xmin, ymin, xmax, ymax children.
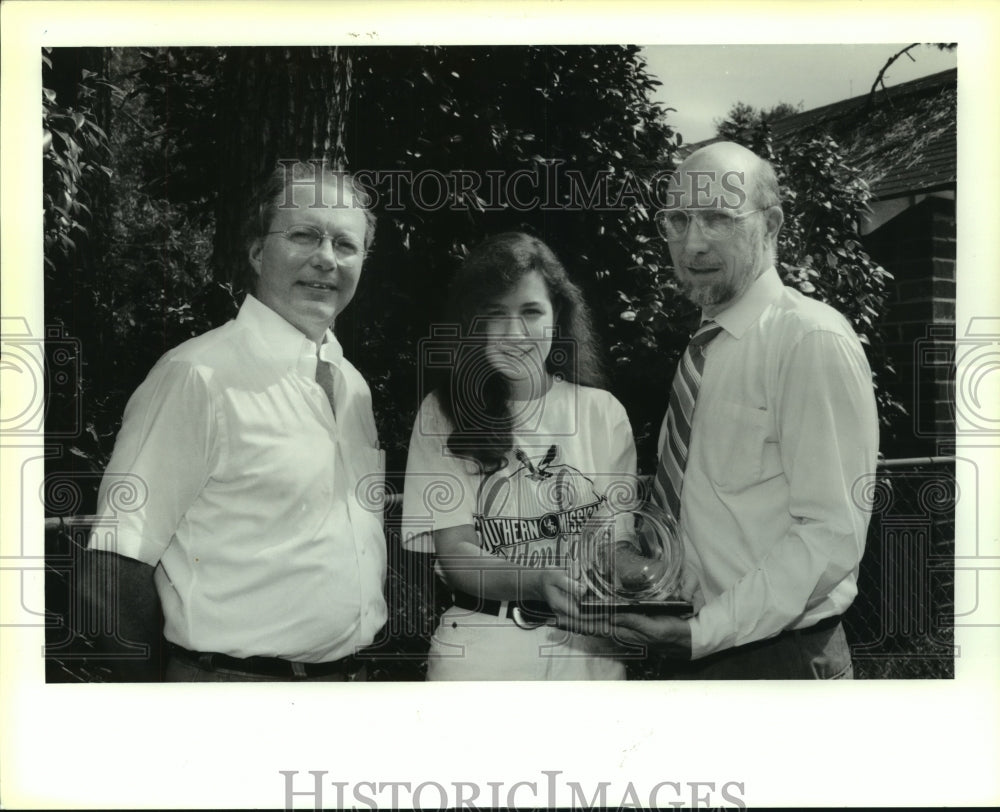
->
<box><xmin>579</xmin><ymin>502</ymin><xmax>693</xmax><ymax>615</ymax></box>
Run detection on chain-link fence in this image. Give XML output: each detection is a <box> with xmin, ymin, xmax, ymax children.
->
<box><xmin>44</xmin><ymin>456</ymin><xmax>955</xmax><ymax>681</ymax></box>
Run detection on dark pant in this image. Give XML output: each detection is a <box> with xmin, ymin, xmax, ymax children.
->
<box><xmin>670</xmin><ymin>620</ymin><xmax>853</xmax><ymax>680</ymax></box>
<box><xmin>165</xmin><ymin>651</ymin><xmax>367</xmax><ymax>682</ymax></box>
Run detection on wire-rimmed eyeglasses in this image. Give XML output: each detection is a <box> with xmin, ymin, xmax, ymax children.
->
<box><xmin>655</xmin><ymin>207</ymin><xmax>767</xmax><ymax>241</ymax></box>
<box><xmin>266</xmin><ymin>225</ymin><xmax>364</xmax><ymax>259</ymax></box>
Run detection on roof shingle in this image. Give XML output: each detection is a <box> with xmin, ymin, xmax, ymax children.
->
<box><xmin>769</xmin><ymin>68</ymin><xmax>957</xmax><ymax>200</ymax></box>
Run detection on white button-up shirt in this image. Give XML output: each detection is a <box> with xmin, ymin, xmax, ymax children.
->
<box><xmin>662</xmin><ymin>267</ymin><xmax>879</xmax><ymax>659</ymax></box>
<box><xmin>90</xmin><ymin>295</ymin><xmax>387</xmax><ymax>663</ymax></box>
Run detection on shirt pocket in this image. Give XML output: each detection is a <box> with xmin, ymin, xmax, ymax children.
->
<box><xmin>698</xmin><ymin>400</ymin><xmax>780</xmax><ymax>492</ymax></box>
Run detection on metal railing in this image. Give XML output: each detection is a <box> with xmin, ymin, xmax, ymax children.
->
<box><xmin>843</xmin><ymin>456</ymin><xmax>954</xmax><ymax>678</ymax></box>
<box><xmin>43</xmin><ymin>457</ymin><xmax>955</xmax><ymax>680</ymax></box>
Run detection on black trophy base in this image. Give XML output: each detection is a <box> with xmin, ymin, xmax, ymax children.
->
<box><xmin>580</xmin><ymin>598</ymin><xmax>694</xmax><ymax>616</ymax></box>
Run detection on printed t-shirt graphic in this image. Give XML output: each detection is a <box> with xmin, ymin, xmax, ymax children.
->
<box><xmin>474</xmin><ymin>443</ymin><xmax>606</xmax><ymax>568</ymax></box>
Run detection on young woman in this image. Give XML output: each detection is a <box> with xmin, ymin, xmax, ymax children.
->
<box><xmin>402</xmin><ymin>232</ymin><xmax>638</xmax><ymax>680</ymax></box>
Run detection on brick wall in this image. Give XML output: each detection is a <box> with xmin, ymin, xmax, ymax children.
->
<box><xmin>863</xmin><ymin>195</ymin><xmax>956</xmax><ymax>457</ymax></box>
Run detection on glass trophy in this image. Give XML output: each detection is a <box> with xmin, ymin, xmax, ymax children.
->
<box><xmin>578</xmin><ymin>502</ymin><xmax>693</xmax><ymax>615</ymax></box>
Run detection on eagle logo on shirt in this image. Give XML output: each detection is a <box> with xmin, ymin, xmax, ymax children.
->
<box><xmin>474</xmin><ymin>444</ymin><xmax>606</xmax><ymax>567</ymax></box>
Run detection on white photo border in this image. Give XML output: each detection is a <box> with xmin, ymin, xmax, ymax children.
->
<box><xmin>2</xmin><ymin>1</ymin><xmax>998</xmax><ymax>808</ymax></box>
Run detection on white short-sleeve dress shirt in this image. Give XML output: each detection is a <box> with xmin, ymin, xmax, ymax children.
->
<box><xmin>660</xmin><ymin>267</ymin><xmax>880</xmax><ymax>660</ymax></box>
<box><xmin>90</xmin><ymin>295</ymin><xmax>387</xmax><ymax>663</ymax></box>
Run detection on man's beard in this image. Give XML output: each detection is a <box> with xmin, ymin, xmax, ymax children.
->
<box><xmin>680</xmin><ymin>275</ymin><xmax>738</xmax><ymax>309</ymax></box>
<box><xmin>677</xmin><ymin>234</ymin><xmax>766</xmax><ymax>310</ymax></box>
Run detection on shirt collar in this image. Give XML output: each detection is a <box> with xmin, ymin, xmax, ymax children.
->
<box><xmin>318</xmin><ymin>333</ymin><xmax>344</xmax><ymax>367</ymax></box>
<box><xmin>237</xmin><ymin>294</ymin><xmax>343</xmax><ymax>375</ymax></box>
<box><xmin>705</xmin><ymin>265</ymin><xmax>784</xmax><ymax>339</ymax></box>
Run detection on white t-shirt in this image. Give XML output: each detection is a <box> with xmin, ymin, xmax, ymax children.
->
<box><xmin>403</xmin><ymin>380</ymin><xmax>639</xmax><ymax>562</ymax></box>
<box><xmin>402</xmin><ymin>380</ymin><xmax>638</xmax><ymax>680</ymax></box>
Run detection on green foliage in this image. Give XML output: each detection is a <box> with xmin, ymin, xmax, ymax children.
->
<box><xmin>715</xmin><ymin>100</ymin><xmax>802</xmax><ymax>142</ymax></box>
<box><xmin>42</xmin><ymin>48</ymin><xmax>112</xmax><ymax>276</ymax></box>
<box><xmin>344</xmin><ymin>45</ymin><xmax>682</xmax><ymax>475</ymax></box>
<box><xmin>43</xmin><ymin>48</ymin><xmax>115</xmax><ymax>479</ymax></box>
<box><xmin>131</xmin><ymin>48</ymin><xmax>225</xmax><ymax>223</ymax></box>
<box><xmin>724</xmin><ymin>126</ymin><xmax>905</xmax><ymax>431</ymax></box>
<box><xmin>43</xmin><ymin>48</ymin><xmax>232</xmax><ymax>491</ymax></box>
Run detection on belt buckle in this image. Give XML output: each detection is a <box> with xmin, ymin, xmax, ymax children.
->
<box><xmin>511</xmin><ymin>604</ymin><xmax>548</xmax><ymax>630</ymax></box>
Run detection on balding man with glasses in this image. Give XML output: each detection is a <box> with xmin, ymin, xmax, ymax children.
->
<box><xmin>604</xmin><ymin>141</ymin><xmax>879</xmax><ymax>678</ymax></box>
<box><xmin>83</xmin><ymin>160</ymin><xmax>387</xmax><ymax>681</ymax></box>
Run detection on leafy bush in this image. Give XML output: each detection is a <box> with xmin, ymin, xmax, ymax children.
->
<box><xmin>726</xmin><ymin>127</ymin><xmax>905</xmax><ymax>433</ymax></box>
<box><xmin>344</xmin><ymin>45</ymin><xmax>683</xmax><ymax>475</ymax></box>
<box><xmin>44</xmin><ymin>48</ymin><xmax>231</xmax><ymax>502</ymax></box>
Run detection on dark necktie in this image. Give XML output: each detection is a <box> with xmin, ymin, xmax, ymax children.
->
<box><xmin>315</xmin><ymin>357</ymin><xmax>337</xmax><ymax>417</ymax></box>
<box><xmin>653</xmin><ymin>321</ymin><xmax>724</xmax><ymax>521</ymax></box>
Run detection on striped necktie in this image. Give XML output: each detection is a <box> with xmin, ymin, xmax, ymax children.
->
<box><xmin>653</xmin><ymin>321</ymin><xmax>724</xmax><ymax>521</ymax></box>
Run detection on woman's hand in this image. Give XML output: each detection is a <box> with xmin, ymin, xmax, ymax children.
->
<box><xmin>534</xmin><ymin>567</ymin><xmax>587</xmax><ymax>626</ymax></box>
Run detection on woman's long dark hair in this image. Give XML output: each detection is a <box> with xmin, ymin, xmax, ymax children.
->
<box><xmin>438</xmin><ymin>232</ymin><xmax>606</xmax><ymax>474</ymax></box>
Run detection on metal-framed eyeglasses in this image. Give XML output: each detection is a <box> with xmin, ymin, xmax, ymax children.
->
<box><xmin>655</xmin><ymin>207</ymin><xmax>767</xmax><ymax>241</ymax></box>
<box><xmin>266</xmin><ymin>225</ymin><xmax>364</xmax><ymax>259</ymax></box>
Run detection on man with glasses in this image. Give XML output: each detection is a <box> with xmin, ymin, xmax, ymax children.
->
<box><xmin>83</xmin><ymin>160</ymin><xmax>387</xmax><ymax>681</ymax></box>
<box><xmin>603</xmin><ymin>141</ymin><xmax>879</xmax><ymax>678</ymax></box>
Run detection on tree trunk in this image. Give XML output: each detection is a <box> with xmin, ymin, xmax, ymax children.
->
<box><xmin>213</xmin><ymin>46</ymin><xmax>352</xmax><ymax>289</ymax></box>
